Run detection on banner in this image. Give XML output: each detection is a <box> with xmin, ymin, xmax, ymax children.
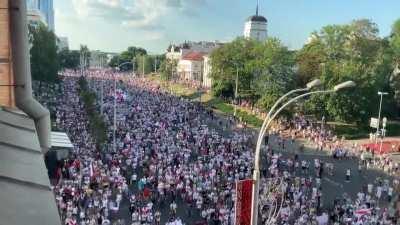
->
<box><xmin>370</xmin><ymin>117</ymin><xmax>379</xmax><ymax>129</ymax></box>
<box><xmin>235</xmin><ymin>179</ymin><xmax>253</xmax><ymax>225</ymax></box>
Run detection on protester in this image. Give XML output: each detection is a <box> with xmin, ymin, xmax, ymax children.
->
<box><xmin>33</xmin><ymin>69</ymin><xmax>399</xmax><ymax>225</ymax></box>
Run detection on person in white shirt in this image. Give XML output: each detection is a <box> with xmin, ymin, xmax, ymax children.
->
<box><xmin>387</xmin><ymin>187</ymin><xmax>393</xmax><ymax>202</ymax></box>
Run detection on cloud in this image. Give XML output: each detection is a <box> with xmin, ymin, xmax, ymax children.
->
<box><xmin>71</xmin><ymin>0</ymin><xmax>143</xmax><ymax>22</ymax></box>
<box><xmin>70</xmin><ymin>0</ymin><xmax>207</xmax><ymax>30</ymax></box>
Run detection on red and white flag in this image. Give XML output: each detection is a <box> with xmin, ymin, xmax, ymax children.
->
<box><xmin>89</xmin><ymin>161</ymin><xmax>94</xmax><ymax>178</ymax></box>
<box><xmin>355</xmin><ymin>208</ymin><xmax>372</xmax><ymax>216</ymax></box>
<box><xmin>235</xmin><ymin>179</ymin><xmax>253</xmax><ymax>225</ymax></box>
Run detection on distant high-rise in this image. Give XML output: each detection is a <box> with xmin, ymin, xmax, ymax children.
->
<box><xmin>243</xmin><ymin>0</ymin><xmax>267</xmax><ymax>41</ymax></box>
<box><xmin>26</xmin><ymin>0</ymin><xmax>54</xmax><ymax>31</ymax></box>
<box><xmin>39</xmin><ymin>0</ymin><xmax>55</xmax><ymax>31</ymax></box>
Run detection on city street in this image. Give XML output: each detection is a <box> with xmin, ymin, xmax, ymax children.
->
<box><xmin>3</xmin><ymin>1</ymin><xmax>400</xmax><ymax>225</ymax></box>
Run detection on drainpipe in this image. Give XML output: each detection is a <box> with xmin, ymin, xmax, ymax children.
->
<box><xmin>10</xmin><ymin>0</ymin><xmax>51</xmax><ymax>153</ymax></box>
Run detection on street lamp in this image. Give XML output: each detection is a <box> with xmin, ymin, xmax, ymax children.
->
<box><xmin>250</xmin><ymin>80</ymin><xmax>356</xmax><ymax>225</ymax></box>
<box><xmin>256</xmin><ymin>79</ymin><xmax>322</xmax><ymax>148</ymax></box>
<box><xmin>117</xmin><ymin>61</ymin><xmax>135</xmax><ymax>75</ymax></box>
<box><xmin>234</xmin><ymin>66</ymin><xmax>240</xmax><ymax>117</ymax></box>
<box><xmin>112</xmin><ymin>68</ymin><xmax>119</xmax><ymax>153</ymax></box>
<box><xmin>376</xmin><ymin>91</ymin><xmax>388</xmax><ymax>143</ymax></box>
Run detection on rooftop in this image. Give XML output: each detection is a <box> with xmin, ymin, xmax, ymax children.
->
<box><xmin>182</xmin><ymin>52</ymin><xmax>206</xmax><ymax>61</ymax></box>
<box><xmin>247</xmin><ymin>15</ymin><xmax>267</xmax><ymax>23</ymax></box>
<box><xmin>0</xmin><ymin>107</ymin><xmax>61</xmax><ymax>225</ymax></box>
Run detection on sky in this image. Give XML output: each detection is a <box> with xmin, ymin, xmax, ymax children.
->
<box><xmin>54</xmin><ymin>0</ymin><xmax>400</xmax><ymax>54</ymax></box>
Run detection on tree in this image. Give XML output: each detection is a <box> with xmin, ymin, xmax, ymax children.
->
<box><xmin>302</xmin><ymin>19</ymin><xmax>395</xmax><ymax>123</ymax></box>
<box><xmin>108</xmin><ymin>55</ymin><xmax>121</xmax><ymax>68</ymax></box>
<box><xmin>389</xmin><ymin>19</ymin><xmax>400</xmax><ymax>113</ymax></box>
<box><xmin>251</xmin><ymin>38</ymin><xmax>296</xmax><ymax>110</ymax></box>
<box><xmin>209</xmin><ymin>37</ymin><xmax>296</xmax><ymax>113</ymax></box>
<box><xmin>58</xmin><ymin>49</ymin><xmax>80</xmax><ymax>69</ymax></box>
<box><xmin>80</xmin><ymin>45</ymin><xmax>91</xmax><ymax>69</ymax></box>
<box><xmin>160</xmin><ymin>59</ymin><xmax>177</xmax><ymax>80</ymax></box>
<box><xmin>210</xmin><ymin>38</ymin><xmax>257</xmax><ymax>98</ymax></box>
<box><xmin>136</xmin><ymin>54</ymin><xmax>155</xmax><ymax>75</ymax></box>
<box><xmin>296</xmin><ymin>34</ymin><xmax>327</xmax><ymax>86</ymax></box>
<box><xmin>390</xmin><ymin>19</ymin><xmax>400</xmax><ymax>64</ymax></box>
<box><xmin>109</xmin><ymin>46</ymin><xmax>147</xmax><ymax>71</ymax></box>
<box><xmin>29</xmin><ymin>23</ymin><xmax>59</xmax><ymax>82</ymax></box>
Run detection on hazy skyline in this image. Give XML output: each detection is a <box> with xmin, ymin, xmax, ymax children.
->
<box><xmin>54</xmin><ymin>0</ymin><xmax>400</xmax><ymax>54</ymax></box>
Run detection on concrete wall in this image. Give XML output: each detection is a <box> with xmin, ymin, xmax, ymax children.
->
<box><xmin>0</xmin><ymin>0</ymin><xmax>15</xmax><ymax>107</ymax></box>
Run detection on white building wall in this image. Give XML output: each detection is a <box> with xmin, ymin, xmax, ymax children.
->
<box><xmin>166</xmin><ymin>51</ymin><xmax>182</xmax><ymax>61</ymax></box>
<box><xmin>177</xmin><ymin>60</ymin><xmax>203</xmax><ymax>81</ymax></box>
<box><xmin>177</xmin><ymin>60</ymin><xmax>191</xmax><ymax>80</ymax></box>
<box><xmin>244</xmin><ymin>21</ymin><xmax>267</xmax><ymax>41</ymax></box>
<box><xmin>27</xmin><ymin>9</ymin><xmax>47</xmax><ymax>26</ymax></box>
<box><xmin>191</xmin><ymin>61</ymin><xmax>203</xmax><ymax>81</ymax></box>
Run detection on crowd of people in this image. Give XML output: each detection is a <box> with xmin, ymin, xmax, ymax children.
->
<box><xmin>271</xmin><ymin>115</ymin><xmax>400</xmax><ymax>176</ymax></box>
<box><xmin>33</xmin><ymin>69</ymin><xmax>400</xmax><ymax>225</ymax></box>
<box><xmin>257</xmin><ymin>143</ymin><xmax>399</xmax><ymax>225</ymax></box>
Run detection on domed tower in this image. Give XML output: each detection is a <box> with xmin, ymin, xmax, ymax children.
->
<box><xmin>243</xmin><ymin>0</ymin><xmax>267</xmax><ymax>41</ymax></box>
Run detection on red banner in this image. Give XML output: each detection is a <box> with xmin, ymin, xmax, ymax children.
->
<box><xmin>235</xmin><ymin>179</ymin><xmax>253</xmax><ymax>225</ymax></box>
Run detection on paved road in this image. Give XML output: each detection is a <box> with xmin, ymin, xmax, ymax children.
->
<box><xmin>266</xmin><ymin>135</ymin><xmax>394</xmax><ymax>208</ymax></box>
<box><xmin>203</xmin><ymin>108</ymin><xmax>396</xmax><ymax>208</ymax></box>
<box><xmin>107</xmin><ymin>97</ymin><xmax>396</xmax><ymax>224</ymax></box>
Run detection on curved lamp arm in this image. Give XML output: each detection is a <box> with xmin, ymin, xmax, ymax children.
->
<box><xmin>256</xmin><ymin>88</ymin><xmax>308</xmax><ymax>148</ymax></box>
<box><xmin>118</xmin><ymin>61</ymin><xmax>134</xmax><ymax>69</ymax></box>
<box><xmin>254</xmin><ymin>89</ymin><xmax>335</xmax><ymax>170</ymax></box>
<box><xmin>256</xmin><ymin>79</ymin><xmax>322</xmax><ymax>148</ymax></box>
<box><xmin>251</xmin><ymin>80</ymin><xmax>355</xmax><ymax>225</ymax></box>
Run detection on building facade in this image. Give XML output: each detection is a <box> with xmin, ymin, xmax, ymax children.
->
<box><xmin>26</xmin><ymin>0</ymin><xmax>54</xmax><ymax>30</ymax></box>
<box><xmin>166</xmin><ymin>41</ymin><xmax>223</xmax><ymax>61</ymax></box>
<box><xmin>243</xmin><ymin>3</ymin><xmax>267</xmax><ymax>41</ymax></box>
<box><xmin>0</xmin><ymin>0</ymin><xmax>14</xmax><ymax>107</ymax></box>
<box><xmin>89</xmin><ymin>50</ymin><xmax>109</xmax><ymax>69</ymax></box>
<box><xmin>177</xmin><ymin>52</ymin><xmax>205</xmax><ymax>81</ymax></box>
<box><xmin>0</xmin><ymin>1</ymin><xmax>61</xmax><ymax>224</ymax></box>
<box><xmin>39</xmin><ymin>0</ymin><xmax>54</xmax><ymax>31</ymax></box>
<box><xmin>166</xmin><ymin>41</ymin><xmax>223</xmax><ymax>87</ymax></box>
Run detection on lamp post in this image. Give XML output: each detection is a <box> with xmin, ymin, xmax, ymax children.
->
<box><xmin>117</xmin><ymin>61</ymin><xmax>135</xmax><ymax>74</ymax></box>
<box><xmin>250</xmin><ymin>80</ymin><xmax>356</xmax><ymax>225</ymax></box>
<box><xmin>154</xmin><ymin>57</ymin><xmax>158</xmax><ymax>73</ymax></box>
<box><xmin>376</xmin><ymin>91</ymin><xmax>388</xmax><ymax>144</ymax></box>
<box><xmin>142</xmin><ymin>56</ymin><xmax>145</xmax><ymax>76</ymax></box>
<box><xmin>112</xmin><ymin>68</ymin><xmax>118</xmax><ymax>153</ymax></box>
<box><xmin>132</xmin><ymin>58</ymin><xmax>136</xmax><ymax>77</ymax></box>
<box><xmin>100</xmin><ymin>78</ymin><xmax>104</xmax><ymax>115</ymax></box>
<box><xmin>112</xmin><ymin>61</ymin><xmax>135</xmax><ymax>152</ymax></box>
<box><xmin>379</xmin><ymin>117</ymin><xmax>387</xmax><ymax>154</ymax></box>
<box><xmin>234</xmin><ymin>66</ymin><xmax>239</xmax><ymax>117</ymax></box>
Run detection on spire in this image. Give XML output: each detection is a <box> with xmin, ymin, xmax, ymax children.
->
<box><xmin>256</xmin><ymin>0</ymin><xmax>259</xmax><ymax>16</ymax></box>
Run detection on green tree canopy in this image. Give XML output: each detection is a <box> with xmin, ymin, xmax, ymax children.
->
<box><xmin>210</xmin><ymin>38</ymin><xmax>258</xmax><ymax>98</ymax></box>
<box><xmin>296</xmin><ymin>35</ymin><xmax>326</xmax><ymax>87</ymax></box>
<box><xmin>58</xmin><ymin>49</ymin><xmax>80</xmax><ymax>69</ymax></box>
<box><xmin>109</xmin><ymin>46</ymin><xmax>147</xmax><ymax>71</ymax></box>
<box><xmin>160</xmin><ymin>58</ymin><xmax>177</xmax><ymax>80</ymax></box>
<box><xmin>210</xmin><ymin>37</ymin><xmax>295</xmax><ymax>109</ymax></box>
<box><xmin>80</xmin><ymin>45</ymin><xmax>91</xmax><ymax>69</ymax></box>
<box><xmin>301</xmin><ymin>19</ymin><xmax>395</xmax><ymax>123</ymax></box>
<box><xmin>29</xmin><ymin>23</ymin><xmax>59</xmax><ymax>82</ymax></box>
<box><xmin>389</xmin><ymin>19</ymin><xmax>400</xmax><ymax>112</ymax></box>
<box><xmin>136</xmin><ymin>54</ymin><xmax>154</xmax><ymax>75</ymax></box>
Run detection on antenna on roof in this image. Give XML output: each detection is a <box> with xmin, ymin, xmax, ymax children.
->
<box><xmin>256</xmin><ymin>0</ymin><xmax>259</xmax><ymax>16</ymax></box>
